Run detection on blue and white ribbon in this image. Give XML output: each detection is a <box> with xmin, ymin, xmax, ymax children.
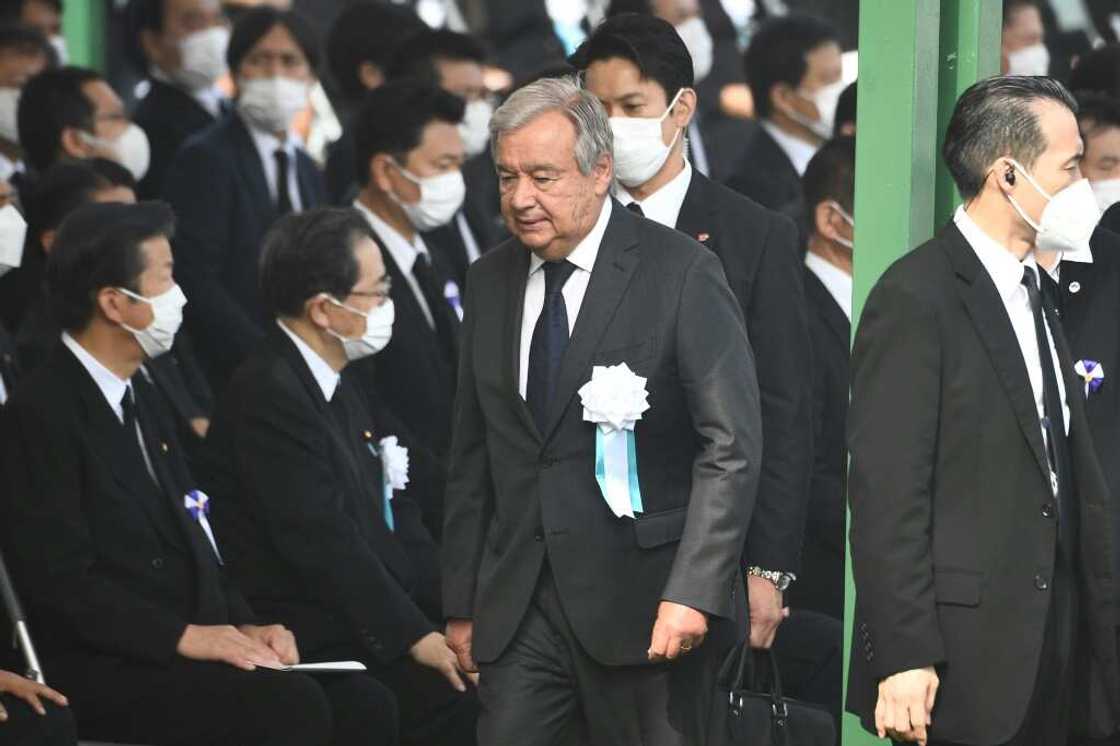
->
<box><xmin>1074</xmin><ymin>359</ymin><xmax>1104</xmax><ymax>399</ymax></box>
<box><xmin>578</xmin><ymin>363</ymin><xmax>650</xmax><ymax>519</ymax></box>
<box><xmin>444</xmin><ymin>280</ymin><xmax>464</xmax><ymax>321</ymax></box>
<box><xmin>594</xmin><ymin>427</ymin><xmax>644</xmax><ymax>517</ymax></box>
<box><xmin>366</xmin><ymin>437</ymin><xmax>409</xmax><ymax>532</ymax></box>
<box><xmin>184</xmin><ymin>490</ymin><xmax>222</xmax><ymax>563</ymax></box>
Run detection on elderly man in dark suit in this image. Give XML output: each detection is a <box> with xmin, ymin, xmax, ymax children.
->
<box><xmin>441</xmin><ymin>74</ymin><xmax>761</xmax><ymax>745</ymax></box>
<box><xmin>162</xmin><ymin>6</ymin><xmax>325</xmax><ymax>385</ymax></box>
<box><xmin>572</xmin><ymin>11</ymin><xmax>812</xmax><ymax>653</ymax></box>
<box><xmin>847</xmin><ymin>76</ymin><xmax>1119</xmax><ymax>745</ymax></box>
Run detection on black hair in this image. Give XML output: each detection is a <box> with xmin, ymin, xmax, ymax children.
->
<box><xmin>124</xmin><ymin>0</ymin><xmax>168</xmax><ymax>74</ymax></box>
<box><xmin>744</xmin><ymin>14</ymin><xmax>837</xmax><ymax>119</ymax></box>
<box><xmin>835</xmin><ymin>81</ymin><xmax>857</xmax><ymax>136</ymax></box>
<box><xmin>0</xmin><ymin>0</ymin><xmax>62</xmax><ymax>22</ymax></box>
<box><xmin>17</xmin><ymin>65</ymin><xmax>102</xmax><ymax>172</ymax></box>
<box><xmin>943</xmin><ymin>75</ymin><xmax>1078</xmax><ymax>201</ymax></box>
<box><xmin>352</xmin><ymin>80</ymin><xmax>465</xmax><ymax>187</ymax></box>
<box><xmin>387</xmin><ymin>28</ymin><xmax>487</xmax><ymax>89</ymax></box>
<box><xmin>1076</xmin><ymin>91</ymin><xmax>1120</xmax><ymax>138</ymax></box>
<box><xmin>46</xmin><ymin>200</ymin><xmax>175</xmax><ymax>331</ymax></box>
<box><xmin>803</xmin><ymin>135</ymin><xmax>856</xmax><ymax>226</ymax></box>
<box><xmin>27</xmin><ymin>157</ymin><xmax>134</xmax><ymax>241</ymax></box>
<box><xmin>0</xmin><ymin>22</ymin><xmax>52</xmax><ymax>60</ymax></box>
<box><xmin>569</xmin><ymin>12</ymin><xmax>692</xmax><ymax>102</ymax></box>
<box><xmin>226</xmin><ymin>6</ymin><xmax>319</xmax><ymax>76</ymax></box>
<box><xmin>259</xmin><ymin>207</ymin><xmax>375</xmax><ymax>318</ymax></box>
<box><xmin>326</xmin><ymin>1</ymin><xmax>426</xmax><ymax>102</ymax></box>
<box><xmin>1069</xmin><ymin>45</ymin><xmax>1120</xmax><ymax>99</ymax></box>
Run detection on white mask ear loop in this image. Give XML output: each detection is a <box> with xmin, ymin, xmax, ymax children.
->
<box><xmin>659</xmin><ymin>88</ymin><xmax>687</xmax><ymax>152</ymax></box>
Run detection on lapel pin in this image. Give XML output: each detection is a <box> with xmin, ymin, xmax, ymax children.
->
<box><xmin>696</xmin><ymin>232</ymin><xmax>710</xmax><ymax>243</ymax></box>
<box><xmin>1069</xmin><ymin>281</ymin><xmax>1081</xmax><ymax>294</ymax></box>
<box><xmin>1074</xmin><ymin>359</ymin><xmax>1104</xmax><ymax>399</ymax></box>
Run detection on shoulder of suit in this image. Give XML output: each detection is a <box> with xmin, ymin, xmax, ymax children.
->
<box><xmin>704</xmin><ymin>175</ymin><xmax>795</xmax><ymax>232</ymax></box>
<box><xmin>3</xmin><ymin>348</ymin><xmax>78</xmax><ymax>425</ymax></box>
<box><xmin>869</xmin><ymin>233</ymin><xmax>954</xmax><ymax>308</ymax></box>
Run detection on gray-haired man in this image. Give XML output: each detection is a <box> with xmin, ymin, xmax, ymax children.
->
<box><xmin>440</xmin><ymin>76</ymin><xmax>762</xmax><ymax>744</ymax></box>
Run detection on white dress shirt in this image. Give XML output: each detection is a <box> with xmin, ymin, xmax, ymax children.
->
<box><xmin>954</xmin><ymin>207</ymin><xmax>1069</xmax><ymax>445</ymax></box>
<box><xmin>244</xmin><ymin>113</ymin><xmax>304</xmax><ymax>212</ymax></box>
<box><xmin>805</xmin><ymin>251</ymin><xmax>852</xmax><ymax>321</ymax></box>
<box><xmin>0</xmin><ymin>152</ymin><xmax>23</xmax><ymax>184</ymax></box>
<box><xmin>354</xmin><ymin>199</ymin><xmax>437</xmax><ymax>330</ymax></box>
<box><xmin>615</xmin><ymin>160</ymin><xmax>692</xmax><ymax>229</ymax></box>
<box><xmin>278</xmin><ymin>320</ymin><xmax>340</xmax><ymax>401</ymax></box>
<box><xmin>686</xmin><ymin>121</ymin><xmax>710</xmax><ymax>177</ymax></box>
<box><xmin>762</xmin><ymin>119</ymin><xmax>818</xmax><ymax>176</ymax></box>
<box><xmin>456</xmin><ymin>212</ymin><xmax>482</xmax><ymax>264</ymax></box>
<box><xmin>518</xmin><ymin>199</ymin><xmax>612</xmax><ymax>398</ymax></box>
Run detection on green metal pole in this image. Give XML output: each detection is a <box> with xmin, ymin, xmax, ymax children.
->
<box><xmin>61</xmin><ymin>0</ymin><xmax>106</xmax><ymax>72</ymax></box>
<box><xmin>843</xmin><ymin>2</ymin><xmax>1000</xmax><ymax>744</ymax></box>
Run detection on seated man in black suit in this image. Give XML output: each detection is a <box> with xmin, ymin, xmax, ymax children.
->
<box><xmin>128</xmin><ymin>0</ymin><xmax>230</xmax><ymax>198</ymax></box>
<box><xmin>350</xmin><ymin>81</ymin><xmax>466</xmax><ymax>536</ymax></box>
<box><xmin>724</xmin><ymin>14</ymin><xmax>842</xmax><ymax>221</ymax></box>
<box><xmin>0</xmin><ymin>201</ymin><xmax>395</xmax><ymax>745</ymax></box>
<box><xmin>202</xmin><ymin>207</ymin><xmax>478</xmax><ymax>746</ymax></box>
<box><xmin>163</xmin><ymin>6</ymin><xmax>325</xmax><ymax>385</ymax></box>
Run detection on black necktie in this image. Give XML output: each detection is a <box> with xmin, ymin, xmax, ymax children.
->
<box><xmin>626</xmin><ymin>201</ymin><xmax>644</xmax><ymax>217</ymax></box>
<box><xmin>274</xmin><ymin>148</ymin><xmax>293</xmax><ymax>215</ymax></box>
<box><xmin>1021</xmin><ymin>266</ymin><xmax>1071</xmax><ymax>532</ymax></box>
<box><xmin>121</xmin><ymin>386</ymin><xmax>137</xmax><ymax>432</ymax></box>
<box><xmin>413</xmin><ymin>251</ymin><xmax>458</xmax><ymax>358</ymax></box>
<box><xmin>121</xmin><ymin>386</ymin><xmax>159</xmax><ymax>488</ymax></box>
<box><xmin>526</xmin><ymin>260</ymin><xmax>577</xmax><ymax>434</ymax></box>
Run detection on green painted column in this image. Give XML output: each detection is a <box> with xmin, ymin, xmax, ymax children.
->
<box><xmin>843</xmin><ymin>2</ymin><xmax>1000</xmax><ymax>744</ymax></box>
<box><xmin>61</xmin><ymin>0</ymin><xmax>106</xmax><ymax>71</ymax></box>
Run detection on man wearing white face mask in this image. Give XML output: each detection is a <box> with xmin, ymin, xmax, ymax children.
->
<box><xmin>0</xmin><ymin>25</ymin><xmax>51</xmax><ymax>187</ymax></box>
<box><xmin>350</xmin><ymin>82</ymin><xmax>465</xmax><ymax>537</ymax></box>
<box><xmin>129</xmin><ymin>0</ymin><xmax>231</xmax><ymax>199</ymax></box>
<box><xmin>1002</xmin><ymin>0</ymin><xmax>1050</xmax><ymax>77</ymax></box>
<box><xmin>162</xmin><ymin>6</ymin><xmax>324</xmax><ymax>385</ymax></box>
<box><xmin>573</xmin><ymin>12</ymin><xmax>813</xmax><ymax>656</ymax></box>
<box><xmin>726</xmin><ymin>13</ymin><xmax>842</xmax><ymax>219</ymax></box>
<box><xmin>1074</xmin><ymin>92</ymin><xmax>1120</xmax><ymax>213</ymax></box>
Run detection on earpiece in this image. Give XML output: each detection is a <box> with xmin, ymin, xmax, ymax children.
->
<box><xmin>1005</xmin><ymin>166</ymin><xmax>1016</xmax><ymax>186</ymax></box>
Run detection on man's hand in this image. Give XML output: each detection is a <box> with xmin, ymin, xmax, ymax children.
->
<box><xmin>176</xmin><ymin>624</ymin><xmax>283</xmax><ymax>671</ymax></box>
<box><xmin>747</xmin><ymin>574</ymin><xmax>790</xmax><ymax>649</ymax></box>
<box><xmin>445</xmin><ymin>618</ymin><xmax>477</xmax><ymax>674</ymax></box>
<box><xmin>875</xmin><ymin>666</ymin><xmax>939</xmax><ymax>745</ymax></box>
<box><xmin>648</xmin><ymin>601</ymin><xmax>708</xmax><ymax>662</ymax></box>
<box><xmin>0</xmin><ymin>671</ymin><xmax>68</xmax><ymax>722</ymax></box>
<box><xmin>410</xmin><ymin>631</ymin><xmax>470</xmax><ymax>692</ymax></box>
<box><xmin>240</xmin><ymin>624</ymin><xmax>299</xmax><ymax>666</ymax></box>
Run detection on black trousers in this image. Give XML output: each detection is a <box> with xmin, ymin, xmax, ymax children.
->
<box><xmin>45</xmin><ymin>654</ymin><xmax>397</xmax><ymax>746</ymax></box>
<box><xmin>477</xmin><ymin>566</ymin><xmax>739</xmax><ymax>746</ymax></box>
<box><xmin>0</xmin><ymin>698</ymin><xmax>76</xmax><ymax>746</ymax></box>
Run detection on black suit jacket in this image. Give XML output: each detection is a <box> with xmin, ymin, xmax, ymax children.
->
<box><xmin>845</xmin><ymin>224</ymin><xmax>1119</xmax><ymax>742</ymax></box>
<box><xmin>162</xmin><ymin>113</ymin><xmax>326</xmax><ymax>384</ymax></box>
<box><xmin>133</xmin><ymin>78</ymin><xmax>219</xmax><ymax>199</ymax></box>
<box><xmin>202</xmin><ymin>327</ymin><xmax>440</xmax><ymax>664</ymax></box>
<box><xmin>675</xmin><ymin>171</ymin><xmax>812</xmax><ymax>576</ymax></box>
<box><xmin>0</xmin><ymin>321</ymin><xmax>19</xmax><ymax>403</ymax></box>
<box><xmin>0</xmin><ymin>343</ymin><xmax>253</xmax><ymax>670</ymax></box>
<box><xmin>790</xmin><ymin>266</ymin><xmax>848</xmax><ymax>619</ymax></box>
<box><xmin>724</xmin><ymin>125</ymin><xmax>804</xmax><ymax>221</ymax></box>
<box><xmin>442</xmin><ymin>202</ymin><xmax>761</xmax><ymax>666</ymax></box>
<box><xmin>1103</xmin><ymin>201</ymin><xmax>1120</xmax><ymax>235</ymax></box>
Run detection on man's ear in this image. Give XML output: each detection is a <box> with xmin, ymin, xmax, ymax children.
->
<box><xmin>60</xmin><ymin>126</ymin><xmax>93</xmax><ymax>160</ymax></box>
<box><xmin>370</xmin><ymin>153</ymin><xmax>396</xmax><ymax>194</ymax></box>
<box><xmin>358</xmin><ymin>62</ymin><xmax>384</xmax><ymax>92</ymax></box>
<box><xmin>95</xmin><ymin>287</ymin><xmax>128</xmax><ymax>325</ymax></box>
<box><xmin>671</xmin><ymin>88</ymin><xmax>698</xmax><ymax>130</ymax></box>
<box><xmin>40</xmin><ymin>229</ymin><xmax>57</xmax><ymax>255</ymax></box>
<box><xmin>770</xmin><ymin>82</ymin><xmax>797</xmax><ymax>118</ymax></box>
<box><xmin>814</xmin><ymin>201</ymin><xmax>837</xmax><ymax>241</ymax></box>
<box><xmin>305</xmin><ymin>294</ymin><xmax>332</xmax><ymax>330</ymax></box>
<box><xmin>592</xmin><ymin>152</ymin><xmax>614</xmax><ymax>195</ymax></box>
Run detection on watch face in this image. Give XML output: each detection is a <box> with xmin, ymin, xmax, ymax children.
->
<box><xmin>776</xmin><ymin>576</ymin><xmax>791</xmax><ymax>592</ymax></box>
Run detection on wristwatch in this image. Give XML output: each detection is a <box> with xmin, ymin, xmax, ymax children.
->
<box><xmin>747</xmin><ymin>566</ymin><xmax>795</xmax><ymax>592</ymax></box>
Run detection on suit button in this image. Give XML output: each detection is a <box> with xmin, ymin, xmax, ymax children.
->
<box><xmin>151</xmin><ymin>557</ymin><xmax>164</xmax><ymax>569</ymax></box>
<box><xmin>160</xmin><ymin>442</ymin><xmax>169</xmax><ymax>454</ymax></box>
<box><xmin>1035</xmin><ymin>574</ymin><xmax>1049</xmax><ymax>591</ymax></box>
<box><xmin>1042</xmin><ymin>503</ymin><xmax>1055</xmax><ymax>518</ymax></box>
<box><xmin>534</xmin><ymin>530</ymin><xmax>545</xmax><ymax>542</ymax></box>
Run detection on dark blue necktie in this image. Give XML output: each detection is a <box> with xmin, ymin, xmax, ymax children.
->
<box><xmin>527</xmin><ymin>260</ymin><xmax>577</xmax><ymax>433</ymax></box>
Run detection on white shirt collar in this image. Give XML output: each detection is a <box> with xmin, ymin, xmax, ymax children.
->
<box><xmin>614</xmin><ymin>160</ymin><xmax>692</xmax><ymax>229</ymax></box>
<box><xmin>150</xmin><ymin>67</ymin><xmax>224</xmax><ymax>118</ymax></box>
<box><xmin>529</xmin><ymin>198</ymin><xmax>612</xmax><ymax>275</ymax></box>
<box><xmin>242</xmin><ymin>111</ymin><xmax>297</xmax><ymax>160</ymax></box>
<box><xmin>954</xmin><ymin>206</ymin><xmax>1038</xmax><ymax>303</ymax></box>
<box><xmin>61</xmin><ymin>332</ymin><xmax>130</xmax><ymax>422</ymax></box>
<box><xmin>805</xmin><ymin>251</ymin><xmax>852</xmax><ymax>321</ymax></box>
<box><xmin>277</xmin><ymin>319</ymin><xmax>340</xmax><ymax>402</ymax></box>
<box><xmin>353</xmin><ymin>199</ymin><xmax>429</xmax><ymax>276</ymax></box>
<box><xmin>762</xmin><ymin>119</ymin><xmax>818</xmax><ymax>176</ymax></box>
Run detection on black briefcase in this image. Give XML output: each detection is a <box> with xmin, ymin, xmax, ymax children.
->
<box><xmin>709</xmin><ymin>643</ymin><xmax>836</xmax><ymax>746</ymax></box>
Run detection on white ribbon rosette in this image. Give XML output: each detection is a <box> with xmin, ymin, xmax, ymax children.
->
<box><xmin>578</xmin><ymin>363</ymin><xmax>650</xmax><ymax>518</ymax></box>
<box><xmin>367</xmin><ymin>436</ymin><xmax>409</xmax><ymax>532</ymax></box>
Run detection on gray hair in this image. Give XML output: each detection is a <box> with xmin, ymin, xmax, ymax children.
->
<box><xmin>489</xmin><ymin>75</ymin><xmax>613</xmax><ymax>176</ymax></box>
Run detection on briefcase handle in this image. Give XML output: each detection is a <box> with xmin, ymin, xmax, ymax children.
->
<box><xmin>728</xmin><ymin>644</ymin><xmax>788</xmax><ymax>721</ymax></box>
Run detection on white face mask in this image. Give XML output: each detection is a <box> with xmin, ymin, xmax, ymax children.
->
<box><xmin>789</xmin><ymin>79</ymin><xmax>846</xmax><ymax>141</ymax></box>
<box><xmin>827</xmin><ymin>200</ymin><xmax>854</xmax><ymax>250</ymax></box>
<box><xmin>0</xmin><ymin>204</ymin><xmax>26</xmax><ymax>279</ymax></box>
<box><xmin>0</xmin><ymin>87</ymin><xmax>19</xmax><ymax>143</ymax></box>
<box><xmin>50</xmin><ymin>35</ymin><xmax>68</xmax><ymax>65</ymax></box>
<box><xmin>173</xmin><ymin>26</ymin><xmax>230</xmax><ymax>92</ymax></box>
<box><xmin>459</xmin><ymin>98</ymin><xmax>493</xmax><ymax>158</ymax></box>
<box><xmin>392</xmin><ymin>166</ymin><xmax>466</xmax><ymax>231</ymax></box>
<box><xmin>326</xmin><ymin>296</ymin><xmax>395</xmax><ymax>361</ymax></box>
<box><xmin>1091</xmin><ymin>177</ymin><xmax>1120</xmax><ymax>213</ymax></box>
<box><xmin>81</xmin><ymin>123</ymin><xmax>152</xmax><ymax>182</ymax></box>
<box><xmin>674</xmin><ymin>16</ymin><xmax>713</xmax><ymax>84</ymax></box>
<box><xmin>117</xmin><ymin>284</ymin><xmax>187</xmax><ymax>358</ymax></box>
<box><xmin>1007</xmin><ymin>43</ymin><xmax>1050</xmax><ymax>77</ymax></box>
<box><xmin>609</xmin><ymin>88</ymin><xmax>685</xmax><ymax>188</ymax></box>
<box><xmin>237</xmin><ymin>76</ymin><xmax>309</xmax><ymax>135</ymax></box>
<box><xmin>1004</xmin><ymin>158</ymin><xmax>1102</xmax><ymax>255</ymax></box>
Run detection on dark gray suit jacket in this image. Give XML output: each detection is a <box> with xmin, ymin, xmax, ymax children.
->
<box><xmin>441</xmin><ymin>200</ymin><xmax>761</xmax><ymax>667</ymax></box>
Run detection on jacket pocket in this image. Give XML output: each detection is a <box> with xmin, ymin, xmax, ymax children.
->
<box><xmin>933</xmin><ymin>567</ymin><xmax>983</xmax><ymax>607</ymax></box>
<box><xmin>634</xmin><ymin>506</ymin><xmax>688</xmax><ymax>548</ymax></box>
<box><xmin>595</xmin><ymin>336</ymin><xmax>655</xmax><ymax>368</ymax></box>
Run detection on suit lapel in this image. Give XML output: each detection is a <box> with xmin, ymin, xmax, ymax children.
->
<box><xmin>228</xmin><ymin>114</ymin><xmax>277</xmax><ymax>224</ymax></box>
<box><xmin>544</xmin><ymin>204</ymin><xmax>640</xmax><ymax>440</ymax></box>
<box><xmin>505</xmin><ymin>244</ymin><xmax>539</xmax><ymax>440</ymax></box>
<box><xmin>804</xmin><ymin>268</ymin><xmax>850</xmax><ymax>346</ymax></box>
<box><xmin>944</xmin><ymin>227</ymin><xmax>1051</xmax><ymax>483</ymax></box>
<box><xmin>294</xmin><ymin>151</ymin><xmax>321</xmax><ymax>210</ymax></box>
<box><xmin>674</xmin><ymin>170</ymin><xmax>719</xmax><ymax>253</ymax></box>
